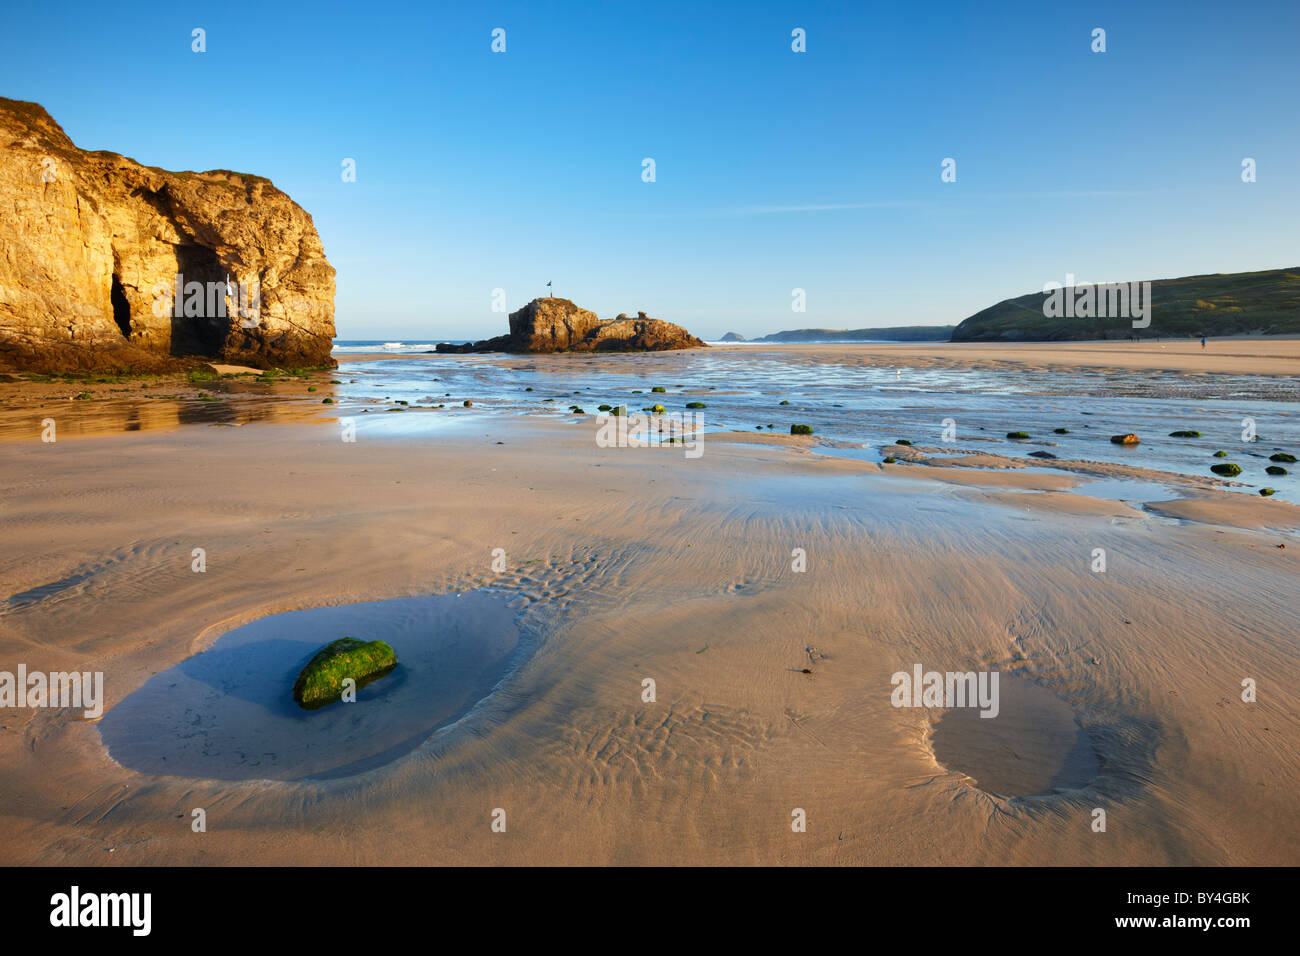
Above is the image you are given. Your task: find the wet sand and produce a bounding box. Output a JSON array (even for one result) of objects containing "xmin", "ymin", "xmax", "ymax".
[
  {"xmin": 764, "ymin": 338, "xmax": 1300, "ymax": 377},
  {"xmin": 338, "ymin": 336, "xmax": 1300, "ymax": 376},
  {"xmin": 1, "ymin": 408, "xmax": 1297, "ymax": 865}
]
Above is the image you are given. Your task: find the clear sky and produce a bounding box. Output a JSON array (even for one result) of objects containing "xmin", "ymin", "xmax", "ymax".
[{"xmin": 3, "ymin": 0, "xmax": 1297, "ymax": 339}]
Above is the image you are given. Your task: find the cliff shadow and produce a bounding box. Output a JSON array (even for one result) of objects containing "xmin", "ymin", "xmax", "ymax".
[
  {"xmin": 109, "ymin": 273, "xmax": 131, "ymax": 339},
  {"xmin": 168, "ymin": 243, "xmax": 231, "ymax": 359}
]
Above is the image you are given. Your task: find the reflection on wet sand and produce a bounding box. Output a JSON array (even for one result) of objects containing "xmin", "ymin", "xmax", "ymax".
[
  {"xmin": 0, "ymin": 374, "xmax": 339, "ymax": 441},
  {"xmin": 0, "ymin": 396, "xmax": 336, "ymax": 440}
]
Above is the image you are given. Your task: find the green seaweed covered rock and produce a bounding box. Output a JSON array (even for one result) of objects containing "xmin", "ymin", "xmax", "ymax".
[
  {"xmin": 293, "ymin": 637, "xmax": 397, "ymax": 709},
  {"xmin": 1270, "ymin": 452, "xmax": 1297, "ymax": 463},
  {"xmin": 1210, "ymin": 463, "xmax": 1242, "ymax": 477},
  {"xmin": 790, "ymin": 424, "xmax": 814, "ymax": 436}
]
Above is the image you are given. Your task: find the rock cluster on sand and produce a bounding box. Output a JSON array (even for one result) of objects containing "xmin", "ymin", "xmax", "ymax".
[
  {"xmin": 0, "ymin": 98, "xmax": 336, "ymax": 373},
  {"xmin": 438, "ymin": 299, "xmax": 706, "ymax": 353}
]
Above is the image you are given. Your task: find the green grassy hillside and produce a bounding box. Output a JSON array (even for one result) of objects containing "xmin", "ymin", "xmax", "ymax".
[{"xmin": 952, "ymin": 268, "xmax": 1300, "ymax": 341}]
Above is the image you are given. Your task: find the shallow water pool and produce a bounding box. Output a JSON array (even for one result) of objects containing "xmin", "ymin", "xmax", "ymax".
[{"xmin": 99, "ymin": 589, "xmax": 528, "ymax": 781}]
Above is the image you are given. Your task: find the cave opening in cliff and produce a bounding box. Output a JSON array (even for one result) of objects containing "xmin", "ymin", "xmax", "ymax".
[
  {"xmin": 170, "ymin": 243, "xmax": 230, "ymax": 358},
  {"xmin": 110, "ymin": 274, "xmax": 131, "ymax": 339}
]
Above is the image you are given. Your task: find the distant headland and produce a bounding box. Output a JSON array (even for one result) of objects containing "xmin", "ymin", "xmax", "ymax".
[
  {"xmin": 740, "ymin": 267, "xmax": 1299, "ymax": 345},
  {"xmin": 951, "ymin": 267, "xmax": 1300, "ymax": 342}
]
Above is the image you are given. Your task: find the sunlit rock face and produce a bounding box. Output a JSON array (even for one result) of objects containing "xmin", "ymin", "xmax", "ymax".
[
  {"xmin": 438, "ymin": 298, "xmax": 707, "ymax": 353},
  {"xmin": 0, "ymin": 98, "xmax": 336, "ymax": 373}
]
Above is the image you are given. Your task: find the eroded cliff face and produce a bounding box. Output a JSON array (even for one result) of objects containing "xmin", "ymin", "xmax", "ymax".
[
  {"xmin": 0, "ymin": 98, "xmax": 336, "ymax": 372},
  {"xmin": 438, "ymin": 298, "xmax": 706, "ymax": 353}
]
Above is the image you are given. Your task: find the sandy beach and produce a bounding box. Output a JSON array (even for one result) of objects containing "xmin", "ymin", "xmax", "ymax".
[
  {"xmin": 341, "ymin": 337, "xmax": 1300, "ymax": 376},
  {"xmin": 7, "ymin": 3, "xmax": 1299, "ymax": 932},
  {"xmin": 757, "ymin": 338, "xmax": 1300, "ymax": 377},
  {"xmin": 1, "ymin": 340, "xmax": 1297, "ymax": 866}
]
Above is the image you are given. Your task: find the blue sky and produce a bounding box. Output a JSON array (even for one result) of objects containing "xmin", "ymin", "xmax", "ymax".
[{"xmin": 3, "ymin": 0, "xmax": 1297, "ymax": 339}]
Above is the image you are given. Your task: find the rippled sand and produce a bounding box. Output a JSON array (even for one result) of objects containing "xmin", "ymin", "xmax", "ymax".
[{"xmin": 0, "ymin": 344, "xmax": 1297, "ymax": 865}]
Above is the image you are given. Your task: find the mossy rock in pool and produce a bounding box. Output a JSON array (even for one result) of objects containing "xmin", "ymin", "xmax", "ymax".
[
  {"xmin": 597, "ymin": 404, "xmax": 612, "ymax": 411},
  {"xmin": 1053, "ymin": 428, "xmax": 1069, "ymax": 434},
  {"xmin": 651, "ymin": 386, "xmax": 666, "ymax": 393},
  {"xmin": 1212, "ymin": 450, "xmax": 1229, "ymax": 458},
  {"xmin": 1260, "ymin": 488, "xmax": 1277, "ymax": 497},
  {"xmin": 463, "ymin": 400, "xmax": 473, "ymax": 407},
  {"xmin": 1210, "ymin": 463, "xmax": 1242, "ymax": 477},
  {"xmin": 1169, "ymin": 430, "xmax": 1201, "ymax": 438},
  {"xmin": 779, "ymin": 400, "xmax": 790, "ymax": 405},
  {"xmin": 790, "ymin": 424, "xmax": 813, "ymax": 436},
  {"xmin": 1266, "ymin": 465, "xmax": 1288, "ymax": 475},
  {"xmin": 895, "ymin": 439, "xmax": 913, "ymax": 446},
  {"xmin": 1007, "ymin": 431, "xmax": 1030, "ymax": 439},
  {"xmin": 1270, "ymin": 453, "xmax": 1297, "ymax": 463},
  {"xmin": 882, "ymin": 456, "xmax": 897, "ymax": 464},
  {"xmin": 650, "ymin": 404, "xmax": 666, "ymax": 414},
  {"xmin": 293, "ymin": 637, "xmax": 397, "ymax": 709},
  {"xmin": 685, "ymin": 401, "xmax": 706, "ymax": 408},
  {"xmin": 1110, "ymin": 433, "xmax": 1140, "ymax": 445}
]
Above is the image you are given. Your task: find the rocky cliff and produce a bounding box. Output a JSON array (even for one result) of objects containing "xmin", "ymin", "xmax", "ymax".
[
  {"xmin": 0, "ymin": 98, "xmax": 336, "ymax": 372},
  {"xmin": 438, "ymin": 298, "xmax": 706, "ymax": 353}
]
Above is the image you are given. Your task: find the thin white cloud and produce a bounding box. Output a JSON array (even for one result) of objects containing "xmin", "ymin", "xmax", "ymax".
[
  {"xmin": 719, "ymin": 186, "xmax": 1219, "ymax": 216},
  {"xmin": 724, "ymin": 199, "xmax": 932, "ymax": 215}
]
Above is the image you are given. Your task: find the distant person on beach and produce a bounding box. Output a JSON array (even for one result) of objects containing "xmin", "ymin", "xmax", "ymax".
[{"xmin": 1201, "ymin": 336, "xmax": 1207, "ymax": 349}]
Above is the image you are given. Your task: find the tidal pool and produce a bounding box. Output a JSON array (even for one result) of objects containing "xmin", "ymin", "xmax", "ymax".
[
  {"xmin": 99, "ymin": 589, "xmax": 528, "ymax": 781},
  {"xmin": 929, "ymin": 674, "xmax": 1101, "ymax": 798}
]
